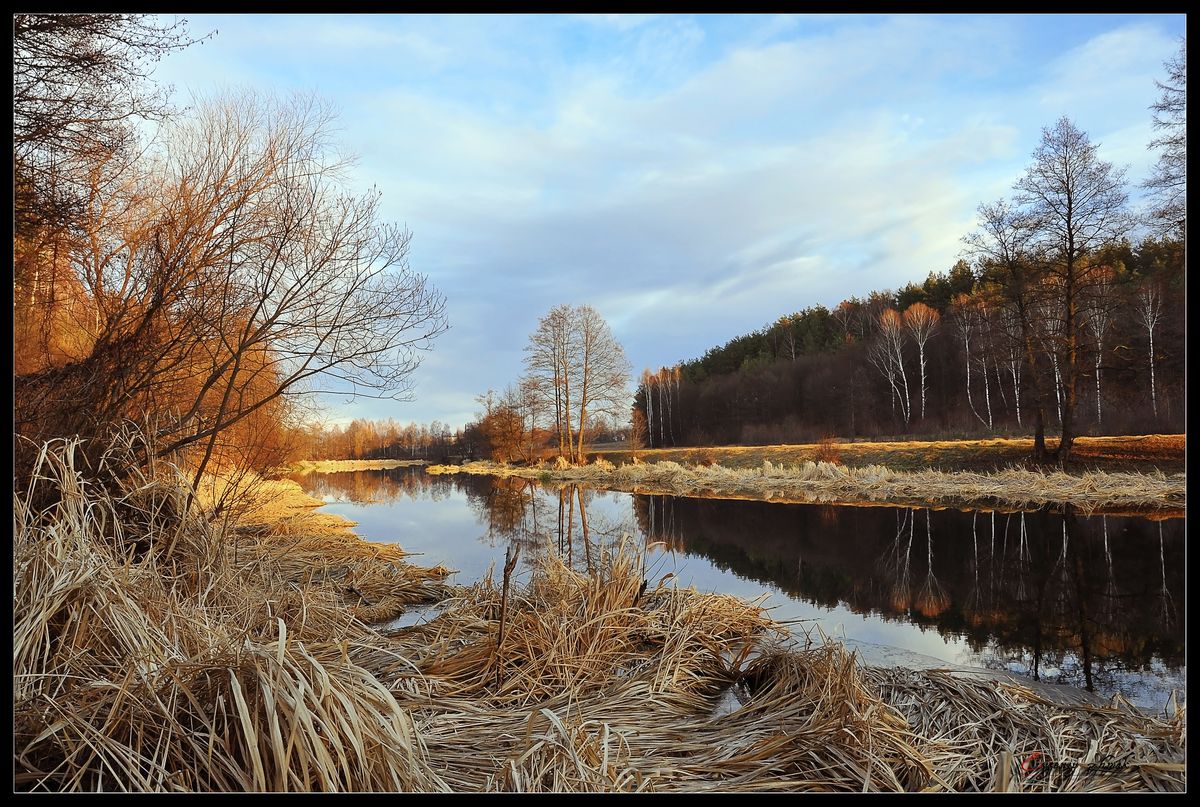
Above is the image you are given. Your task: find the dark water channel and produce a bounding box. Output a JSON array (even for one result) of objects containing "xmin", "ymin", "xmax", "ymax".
[{"xmin": 293, "ymin": 467, "xmax": 1185, "ymax": 711}]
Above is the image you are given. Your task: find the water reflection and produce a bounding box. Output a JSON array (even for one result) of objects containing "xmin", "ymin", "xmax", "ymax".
[
  {"xmin": 297, "ymin": 469, "xmax": 633, "ymax": 574},
  {"xmin": 294, "ymin": 467, "xmax": 1184, "ymax": 702}
]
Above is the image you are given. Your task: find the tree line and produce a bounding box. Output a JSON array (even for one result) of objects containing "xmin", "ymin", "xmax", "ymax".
[
  {"xmin": 634, "ymin": 45, "xmax": 1185, "ymax": 467},
  {"xmin": 291, "ymin": 419, "xmax": 462, "ymax": 462},
  {"xmin": 637, "ymin": 234, "xmax": 1182, "ymax": 456},
  {"xmin": 293, "ymin": 300, "xmax": 637, "ymax": 464}
]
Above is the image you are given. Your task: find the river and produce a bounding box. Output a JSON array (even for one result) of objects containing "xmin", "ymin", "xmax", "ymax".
[{"xmin": 292, "ymin": 466, "xmax": 1185, "ymax": 712}]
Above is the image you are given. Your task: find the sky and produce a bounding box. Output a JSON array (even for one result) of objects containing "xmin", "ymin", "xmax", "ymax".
[{"xmin": 147, "ymin": 13, "xmax": 1186, "ymax": 429}]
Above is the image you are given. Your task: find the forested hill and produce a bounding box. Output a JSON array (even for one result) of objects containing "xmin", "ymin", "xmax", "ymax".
[
  {"xmin": 637, "ymin": 235, "xmax": 1183, "ymax": 448},
  {"xmin": 683, "ymin": 260, "xmax": 976, "ymax": 382}
]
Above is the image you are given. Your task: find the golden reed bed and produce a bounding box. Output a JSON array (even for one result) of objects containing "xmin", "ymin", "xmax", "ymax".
[
  {"xmin": 427, "ymin": 458, "xmax": 1185, "ymax": 516},
  {"xmin": 14, "ymin": 439, "xmax": 1185, "ymax": 792}
]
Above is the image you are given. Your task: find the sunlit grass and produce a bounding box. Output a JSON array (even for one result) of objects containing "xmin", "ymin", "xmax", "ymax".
[
  {"xmin": 593, "ymin": 434, "xmax": 1185, "ymax": 474},
  {"xmin": 429, "ymin": 456, "xmax": 1185, "ymax": 516},
  {"xmin": 14, "ymin": 436, "xmax": 1186, "ymax": 792}
]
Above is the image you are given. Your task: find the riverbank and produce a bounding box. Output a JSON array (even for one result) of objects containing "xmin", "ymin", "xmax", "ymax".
[
  {"xmin": 426, "ymin": 459, "xmax": 1185, "ymax": 517},
  {"xmin": 290, "ymin": 458, "xmax": 428, "ymax": 473},
  {"xmin": 14, "ymin": 440, "xmax": 1185, "ymax": 792},
  {"xmin": 594, "ymin": 434, "xmax": 1186, "ymax": 474}
]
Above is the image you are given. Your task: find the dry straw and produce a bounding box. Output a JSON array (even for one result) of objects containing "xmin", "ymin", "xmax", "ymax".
[
  {"xmin": 428, "ymin": 459, "xmax": 1185, "ymax": 515},
  {"xmin": 14, "ymin": 438, "xmax": 1186, "ymax": 792}
]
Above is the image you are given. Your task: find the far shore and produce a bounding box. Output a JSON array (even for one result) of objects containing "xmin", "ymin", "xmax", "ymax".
[
  {"xmin": 289, "ymin": 458, "xmax": 428, "ymax": 473},
  {"xmin": 426, "ymin": 458, "xmax": 1185, "ymax": 517}
]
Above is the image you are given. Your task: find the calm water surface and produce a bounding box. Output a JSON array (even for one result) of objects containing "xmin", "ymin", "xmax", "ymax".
[{"xmin": 293, "ymin": 467, "xmax": 1185, "ymax": 711}]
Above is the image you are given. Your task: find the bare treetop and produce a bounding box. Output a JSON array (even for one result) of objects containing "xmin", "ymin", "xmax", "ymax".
[{"xmin": 1145, "ymin": 38, "xmax": 1186, "ymax": 235}]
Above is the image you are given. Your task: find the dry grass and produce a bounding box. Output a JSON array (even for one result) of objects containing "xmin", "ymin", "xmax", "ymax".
[
  {"xmin": 14, "ymin": 438, "xmax": 449, "ymax": 791},
  {"xmin": 363, "ymin": 545, "xmax": 1184, "ymax": 792},
  {"xmin": 427, "ymin": 459, "xmax": 1185, "ymax": 516},
  {"xmin": 864, "ymin": 668, "xmax": 1187, "ymax": 792},
  {"xmin": 593, "ymin": 434, "xmax": 1186, "ymax": 475},
  {"xmin": 14, "ymin": 437, "xmax": 1186, "ymax": 792}
]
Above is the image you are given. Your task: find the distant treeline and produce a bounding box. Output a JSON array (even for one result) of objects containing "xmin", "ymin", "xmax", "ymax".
[
  {"xmin": 637, "ymin": 105, "xmax": 1185, "ymax": 468},
  {"xmin": 291, "ymin": 412, "xmax": 628, "ymax": 464},
  {"xmin": 636, "ymin": 234, "xmax": 1183, "ymax": 448}
]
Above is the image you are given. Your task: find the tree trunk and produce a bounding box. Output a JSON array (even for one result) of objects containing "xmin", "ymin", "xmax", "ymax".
[
  {"xmin": 1050, "ymin": 354, "xmax": 1063, "ymax": 426},
  {"xmin": 1148, "ymin": 326, "xmax": 1158, "ymax": 418},
  {"xmin": 982, "ymin": 355, "xmax": 993, "ymax": 430},
  {"xmin": 648, "ymin": 383, "xmax": 655, "ymax": 447},
  {"xmin": 896, "ymin": 350, "xmax": 911, "ymax": 426},
  {"xmin": 576, "ymin": 401, "xmax": 588, "ymax": 464},
  {"xmin": 964, "ymin": 332, "xmax": 986, "ymax": 428},
  {"xmin": 917, "ymin": 342, "xmax": 927, "ymax": 420},
  {"xmin": 1033, "ymin": 406, "xmax": 1047, "ymax": 462},
  {"xmin": 994, "ymin": 357, "xmax": 1008, "ymax": 411},
  {"xmin": 1011, "ymin": 360, "xmax": 1022, "ymax": 428}
]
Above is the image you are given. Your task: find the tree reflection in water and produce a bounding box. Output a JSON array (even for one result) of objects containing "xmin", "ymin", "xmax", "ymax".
[
  {"xmin": 914, "ymin": 509, "xmax": 949, "ymax": 618},
  {"xmin": 293, "ymin": 467, "xmax": 1184, "ymax": 700},
  {"xmin": 1157, "ymin": 522, "xmax": 1176, "ymax": 630}
]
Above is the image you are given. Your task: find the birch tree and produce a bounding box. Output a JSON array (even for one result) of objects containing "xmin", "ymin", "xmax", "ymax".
[
  {"xmin": 868, "ymin": 309, "xmax": 911, "ymax": 427},
  {"xmin": 902, "ymin": 302, "xmax": 939, "ymax": 421},
  {"xmin": 1081, "ymin": 266, "xmax": 1116, "ymax": 428},
  {"xmin": 1137, "ymin": 284, "xmax": 1163, "ymax": 418},
  {"xmin": 951, "ymin": 294, "xmax": 987, "ymax": 430}
]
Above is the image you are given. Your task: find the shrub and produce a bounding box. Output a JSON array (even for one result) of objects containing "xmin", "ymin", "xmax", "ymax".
[{"xmin": 814, "ymin": 435, "xmax": 843, "ymax": 465}]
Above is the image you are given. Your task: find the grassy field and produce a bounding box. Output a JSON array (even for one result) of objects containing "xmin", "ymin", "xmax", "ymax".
[{"xmin": 593, "ymin": 434, "xmax": 1185, "ymax": 474}]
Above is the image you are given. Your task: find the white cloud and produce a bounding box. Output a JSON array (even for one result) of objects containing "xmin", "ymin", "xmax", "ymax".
[{"xmin": 140, "ymin": 14, "xmax": 1185, "ymax": 426}]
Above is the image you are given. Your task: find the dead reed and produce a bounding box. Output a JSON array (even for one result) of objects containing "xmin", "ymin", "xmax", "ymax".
[
  {"xmin": 14, "ymin": 437, "xmax": 1186, "ymax": 792},
  {"xmin": 14, "ymin": 438, "xmax": 448, "ymax": 791},
  {"xmin": 428, "ymin": 459, "xmax": 1184, "ymax": 514}
]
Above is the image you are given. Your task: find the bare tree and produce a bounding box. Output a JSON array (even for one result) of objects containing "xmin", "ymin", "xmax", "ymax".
[
  {"xmin": 951, "ymin": 294, "xmax": 988, "ymax": 430},
  {"xmin": 902, "ymin": 302, "xmax": 939, "ymax": 421},
  {"xmin": 573, "ymin": 306, "xmax": 632, "ymax": 461},
  {"xmin": 995, "ymin": 305, "xmax": 1024, "ymax": 428},
  {"xmin": 672, "ymin": 364, "xmax": 682, "ymax": 443},
  {"xmin": 831, "ymin": 300, "xmax": 856, "ymax": 345},
  {"xmin": 629, "ymin": 405, "xmax": 648, "ymax": 456},
  {"xmin": 869, "ymin": 309, "xmax": 911, "ymax": 427},
  {"xmin": 15, "ymin": 91, "xmax": 449, "ymax": 486},
  {"xmin": 1136, "ymin": 284, "xmax": 1164, "ymax": 419},
  {"xmin": 1144, "ymin": 39, "xmax": 1186, "ymax": 236},
  {"xmin": 1081, "ymin": 266, "xmax": 1117, "ymax": 428},
  {"xmin": 977, "ymin": 298, "xmax": 996, "ymax": 430},
  {"xmin": 525, "ymin": 304, "xmax": 576, "ymax": 457},
  {"xmin": 964, "ymin": 200, "xmax": 1051, "ymax": 454},
  {"xmin": 1013, "ymin": 116, "xmax": 1131, "ymax": 467},
  {"xmin": 13, "ymin": 14, "xmax": 207, "ymax": 236},
  {"xmin": 525, "ymin": 304, "xmax": 630, "ymax": 462},
  {"xmin": 639, "ymin": 368, "xmax": 655, "ymax": 448}
]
